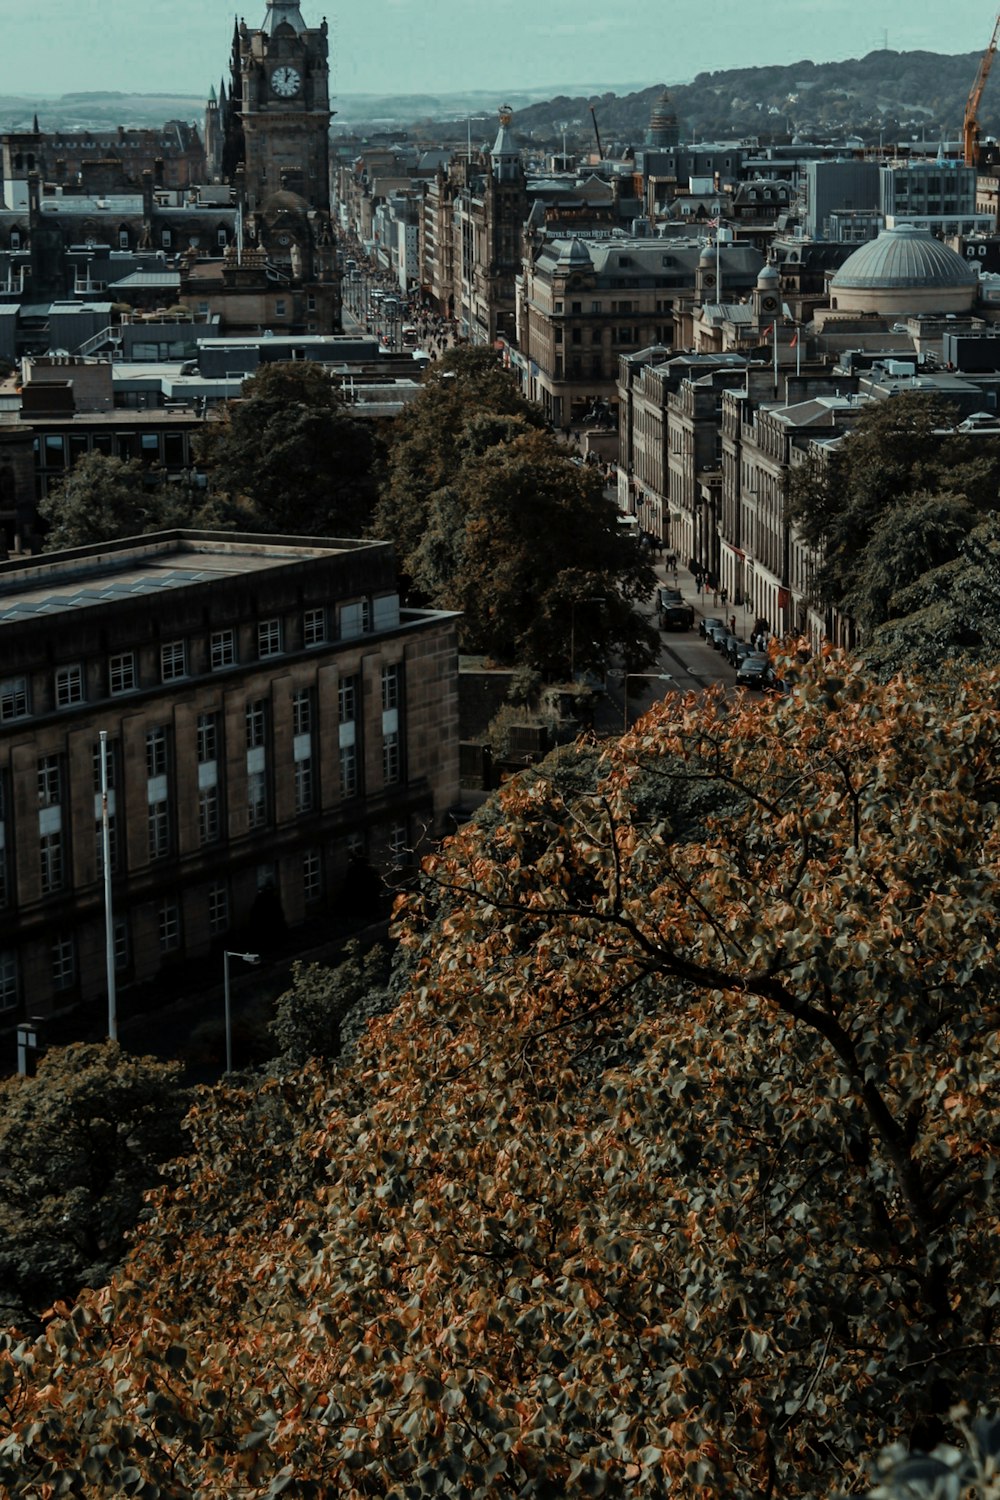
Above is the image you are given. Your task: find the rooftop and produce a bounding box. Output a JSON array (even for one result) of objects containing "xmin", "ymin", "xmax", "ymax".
[
  {"xmin": 831, "ymin": 225, "xmax": 978, "ymax": 290},
  {"xmin": 0, "ymin": 531, "xmax": 377, "ymax": 627}
]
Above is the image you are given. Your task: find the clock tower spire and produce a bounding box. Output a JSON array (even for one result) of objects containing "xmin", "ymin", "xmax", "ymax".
[
  {"xmin": 216, "ymin": 1, "xmax": 340, "ymax": 331},
  {"xmin": 235, "ymin": 1, "xmax": 331, "ymax": 214}
]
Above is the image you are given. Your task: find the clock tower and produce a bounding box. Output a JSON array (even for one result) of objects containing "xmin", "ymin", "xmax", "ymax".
[{"xmin": 237, "ymin": 1, "xmax": 331, "ymax": 216}]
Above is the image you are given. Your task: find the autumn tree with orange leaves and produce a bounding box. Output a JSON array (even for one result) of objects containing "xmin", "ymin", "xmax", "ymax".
[{"xmin": 0, "ymin": 653, "xmax": 998, "ymax": 1499}]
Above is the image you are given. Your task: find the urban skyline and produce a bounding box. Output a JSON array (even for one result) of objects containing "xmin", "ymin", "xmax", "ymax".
[{"xmin": 2, "ymin": 0, "xmax": 998, "ymax": 102}]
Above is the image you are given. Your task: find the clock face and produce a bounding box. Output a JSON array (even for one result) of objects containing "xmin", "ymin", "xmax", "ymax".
[
  {"xmin": 703, "ymin": 271, "xmax": 716, "ymax": 287},
  {"xmin": 761, "ymin": 294, "xmax": 778, "ymax": 312},
  {"xmin": 271, "ymin": 66, "xmax": 301, "ymax": 98}
]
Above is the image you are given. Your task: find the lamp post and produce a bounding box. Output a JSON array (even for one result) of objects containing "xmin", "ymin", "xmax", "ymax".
[
  {"xmin": 621, "ymin": 671, "xmax": 674, "ymax": 731},
  {"xmin": 98, "ymin": 729, "xmax": 117, "ymax": 1042},
  {"xmin": 223, "ymin": 950, "xmax": 260, "ymax": 1074},
  {"xmin": 569, "ymin": 595, "xmax": 606, "ymax": 681}
]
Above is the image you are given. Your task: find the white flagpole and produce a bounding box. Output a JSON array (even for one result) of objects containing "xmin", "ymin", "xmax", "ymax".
[{"xmin": 100, "ymin": 730, "xmax": 117, "ymax": 1042}]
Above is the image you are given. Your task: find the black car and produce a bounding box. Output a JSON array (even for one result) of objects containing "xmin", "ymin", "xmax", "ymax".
[
  {"xmin": 699, "ymin": 615, "xmax": 725, "ymax": 640},
  {"xmin": 660, "ymin": 601, "xmax": 694, "ymax": 631},
  {"xmin": 735, "ymin": 653, "xmax": 773, "ymax": 689},
  {"xmin": 658, "ymin": 585, "xmax": 683, "ymax": 609}
]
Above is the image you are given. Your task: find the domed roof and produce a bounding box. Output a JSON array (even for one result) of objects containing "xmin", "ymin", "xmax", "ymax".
[
  {"xmin": 557, "ymin": 237, "xmax": 593, "ymax": 268},
  {"xmin": 831, "ymin": 225, "xmax": 977, "ymax": 290},
  {"xmin": 757, "ymin": 262, "xmax": 780, "ymax": 286}
]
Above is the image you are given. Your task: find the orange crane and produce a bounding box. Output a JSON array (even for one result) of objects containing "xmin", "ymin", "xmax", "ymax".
[{"xmin": 964, "ymin": 9, "xmax": 1000, "ymax": 167}]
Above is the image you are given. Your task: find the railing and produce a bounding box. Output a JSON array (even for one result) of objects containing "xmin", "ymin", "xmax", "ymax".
[{"xmin": 75, "ymin": 326, "xmax": 120, "ymax": 357}]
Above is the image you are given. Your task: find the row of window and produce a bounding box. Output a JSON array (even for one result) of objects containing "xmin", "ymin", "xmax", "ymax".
[
  {"xmin": 1, "ymin": 608, "xmax": 335, "ymax": 721},
  {"xmin": 36, "ymin": 429, "xmax": 191, "ymax": 471},
  {"xmin": 0, "ymin": 826, "xmax": 413, "ymax": 1011},
  {"xmin": 0, "ymin": 669, "xmax": 402, "ymax": 905}
]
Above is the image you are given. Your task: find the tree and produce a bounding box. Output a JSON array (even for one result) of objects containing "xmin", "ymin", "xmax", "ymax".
[
  {"xmin": 269, "ymin": 942, "xmax": 393, "ymax": 1068},
  {"xmin": 376, "ymin": 347, "xmax": 547, "ymax": 567},
  {"xmin": 0, "ymin": 1041, "xmax": 190, "ymax": 1329},
  {"xmin": 196, "ymin": 361, "xmax": 382, "ymax": 537},
  {"xmin": 865, "ymin": 513, "xmax": 1000, "ymax": 675},
  {"xmin": 859, "ymin": 1410, "xmax": 1000, "ymax": 1499},
  {"xmin": 37, "ymin": 452, "xmax": 153, "ymax": 550},
  {"xmin": 844, "ymin": 490, "xmax": 979, "ymax": 635},
  {"xmin": 2, "ymin": 659, "xmax": 999, "ymax": 1497},
  {"xmin": 378, "ymin": 348, "xmax": 658, "ymax": 677},
  {"xmin": 789, "ymin": 394, "xmax": 1000, "ymax": 616}
]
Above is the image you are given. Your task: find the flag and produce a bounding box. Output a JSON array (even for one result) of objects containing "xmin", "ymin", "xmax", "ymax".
[
  {"xmin": 761, "ymin": 323, "xmax": 774, "ymax": 339},
  {"xmin": 706, "ymin": 215, "xmax": 720, "ymax": 228},
  {"xmin": 790, "ymin": 332, "xmax": 799, "ymax": 348}
]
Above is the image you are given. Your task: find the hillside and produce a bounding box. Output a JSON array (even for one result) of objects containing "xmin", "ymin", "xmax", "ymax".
[
  {"xmin": 4, "ymin": 47, "xmax": 997, "ymax": 146},
  {"xmin": 488, "ymin": 48, "xmax": 1000, "ymax": 150}
]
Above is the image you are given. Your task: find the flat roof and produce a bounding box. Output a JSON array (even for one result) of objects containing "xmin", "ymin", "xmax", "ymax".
[
  {"xmin": 23, "ymin": 409, "xmax": 202, "ymax": 426},
  {"xmin": 0, "ymin": 531, "xmax": 378, "ymax": 626}
]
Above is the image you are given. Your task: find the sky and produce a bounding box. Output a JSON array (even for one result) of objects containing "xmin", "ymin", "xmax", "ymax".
[{"xmin": 1, "ymin": 0, "xmax": 998, "ymax": 100}]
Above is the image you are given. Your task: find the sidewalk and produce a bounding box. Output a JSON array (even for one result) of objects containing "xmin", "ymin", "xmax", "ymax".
[{"xmin": 645, "ymin": 547, "xmax": 756, "ymax": 642}]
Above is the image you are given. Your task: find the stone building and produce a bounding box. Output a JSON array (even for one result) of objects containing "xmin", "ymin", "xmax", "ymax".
[
  {"xmin": 0, "ymin": 531, "xmax": 459, "ymax": 1027},
  {"xmin": 617, "ymin": 348, "xmax": 750, "ymax": 542},
  {"xmin": 417, "ymin": 108, "xmax": 528, "ymax": 343},
  {"xmin": 517, "ymin": 232, "xmax": 762, "ymax": 429},
  {"xmin": 0, "ymin": 121, "xmax": 205, "ymax": 208}
]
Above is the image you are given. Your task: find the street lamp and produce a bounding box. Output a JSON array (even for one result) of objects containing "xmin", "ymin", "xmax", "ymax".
[
  {"xmin": 223, "ymin": 950, "xmax": 260, "ymax": 1074},
  {"xmin": 569, "ymin": 595, "xmax": 606, "ymax": 680},
  {"xmin": 621, "ymin": 671, "xmax": 674, "ymax": 731}
]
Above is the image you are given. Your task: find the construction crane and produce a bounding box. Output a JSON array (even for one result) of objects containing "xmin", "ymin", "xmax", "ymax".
[
  {"xmin": 589, "ymin": 104, "xmax": 604, "ymax": 161},
  {"xmin": 964, "ymin": 9, "xmax": 1000, "ymax": 168}
]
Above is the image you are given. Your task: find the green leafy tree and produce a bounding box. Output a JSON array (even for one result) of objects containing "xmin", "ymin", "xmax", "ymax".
[
  {"xmin": 866, "ymin": 512, "xmax": 1000, "ymax": 675},
  {"xmin": 378, "ymin": 350, "xmax": 657, "ymax": 676},
  {"xmin": 196, "ymin": 361, "xmax": 381, "ymax": 537},
  {"xmin": 789, "ymin": 394, "xmax": 1000, "ymax": 615},
  {"xmin": 37, "ymin": 452, "xmax": 153, "ymax": 550},
  {"xmin": 845, "ymin": 490, "xmax": 979, "ymax": 634},
  {"xmin": 0, "ymin": 1041, "xmax": 190, "ymax": 1328},
  {"xmin": 269, "ymin": 942, "xmax": 393, "ymax": 1067}
]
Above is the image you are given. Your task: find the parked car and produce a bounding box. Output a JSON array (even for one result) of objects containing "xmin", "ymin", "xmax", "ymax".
[
  {"xmin": 699, "ymin": 615, "xmax": 725, "ymax": 639},
  {"xmin": 721, "ymin": 632, "xmax": 741, "ymax": 661},
  {"xmin": 658, "ymin": 585, "xmax": 683, "ymax": 610},
  {"xmin": 706, "ymin": 621, "xmax": 729, "ymax": 650},
  {"xmin": 730, "ymin": 639, "xmax": 754, "ymax": 669},
  {"xmin": 736, "ymin": 653, "xmax": 774, "ymax": 689},
  {"xmin": 660, "ymin": 601, "xmax": 694, "ymax": 631}
]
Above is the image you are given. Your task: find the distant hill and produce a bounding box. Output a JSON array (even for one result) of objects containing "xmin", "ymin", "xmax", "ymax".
[
  {"xmin": 502, "ymin": 49, "xmax": 996, "ymax": 150},
  {"xmin": 1, "ymin": 48, "xmax": 996, "ymax": 147}
]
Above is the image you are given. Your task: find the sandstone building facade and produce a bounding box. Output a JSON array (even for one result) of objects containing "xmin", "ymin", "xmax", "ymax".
[{"xmin": 0, "ymin": 532, "xmax": 459, "ymax": 1026}]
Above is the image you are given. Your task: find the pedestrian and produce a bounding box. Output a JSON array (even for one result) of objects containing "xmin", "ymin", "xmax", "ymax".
[{"xmin": 729, "ymin": 615, "xmax": 737, "ymax": 636}]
